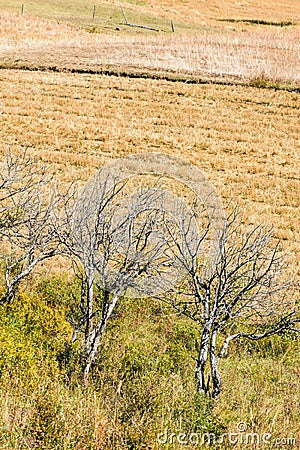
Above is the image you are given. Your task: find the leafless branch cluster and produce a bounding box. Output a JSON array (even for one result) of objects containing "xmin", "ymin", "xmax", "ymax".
[
  {"xmin": 0, "ymin": 148, "xmax": 298, "ymax": 394},
  {"xmin": 160, "ymin": 207, "xmax": 299, "ymax": 397},
  {"xmin": 0, "ymin": 148, "xmax": 59, "ymax": 303},
  {"xmin": 58, "ymin": 172, "xmax": 178, "ymax": 381}
]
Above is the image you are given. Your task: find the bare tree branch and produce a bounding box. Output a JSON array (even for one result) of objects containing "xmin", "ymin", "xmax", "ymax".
[
  {"xmin": 160, "ymin": 205, "xmax": 299, "ymax": 398},
  {"xmin": 0, "ymin": 147, "xmax": 59, "ymax": 304},
  {"xmin": 57, "ymin": 173, "xmax": 177, "ymax": 383}
]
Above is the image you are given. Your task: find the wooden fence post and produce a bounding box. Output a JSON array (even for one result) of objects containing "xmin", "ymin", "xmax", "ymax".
[
  {"xmin": 120, "ymin": 6, "xmax": 128, "ymax": 24},
  {"xmin": 171, "ymin": 20, "xmax": 175, "ymax": 32},
  {"xmin": 92, "ymin": 5, "xmax": 96, "ymax": 21},
  {"xmin": 21, "ymin": 3, "xmax": 25, "ymax": 15}
]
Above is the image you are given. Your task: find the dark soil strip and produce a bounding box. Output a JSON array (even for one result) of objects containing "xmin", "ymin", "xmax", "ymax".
[{"xmin": 0, "ymin": 60, "xmax": 299, "ymax": 93}]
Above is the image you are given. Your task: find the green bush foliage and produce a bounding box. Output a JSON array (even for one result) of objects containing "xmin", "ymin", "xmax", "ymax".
[{"xmin": 0, "ymin": 274, "xmax": 298, "ymax": 449}]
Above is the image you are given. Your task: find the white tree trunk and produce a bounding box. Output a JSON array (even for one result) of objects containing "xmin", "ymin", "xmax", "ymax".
[
  {"xmin": 195, "ymin": 322, "xmax": 211, "ymax": 394},
  {"xmin": 210, "ymin": 328, "xmax": 221, "ymax": 398},
  {"xmin": 83, "ymin": 293, "xmax": 119, "ymax": 384}
]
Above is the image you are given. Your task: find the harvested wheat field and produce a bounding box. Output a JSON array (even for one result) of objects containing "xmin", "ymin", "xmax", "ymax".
[{"xmin": 0, "ymin": 68, "xmax": 299, "ymax": 277}]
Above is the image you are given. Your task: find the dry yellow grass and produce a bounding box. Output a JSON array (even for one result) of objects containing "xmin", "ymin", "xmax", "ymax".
[
  {"xmin": 2, "ymin": 0, "xmax": 300, "ymax": 31},
  {"xmin": 0, "ymin": 11, "xmax": 87, "ymax": 46},
  {"xmin": 0, "ymin": 68, "xmax": 299, "ymax": 279},
  {"xmin": 0, "ymin": 3, "xmax": 299, "ymax": 447},
  {"xmin": 118, "ymin": 0, "xmax": 300, "ymax": 27},
  {"xmin": 0, "ymin": 11, "xmax": 299, "ymax": 86}
]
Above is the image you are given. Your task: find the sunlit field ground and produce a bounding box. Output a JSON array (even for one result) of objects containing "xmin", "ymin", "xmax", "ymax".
[{"xmin": 0, "ymin": 69, "xmax": 299, "ymax": 278}]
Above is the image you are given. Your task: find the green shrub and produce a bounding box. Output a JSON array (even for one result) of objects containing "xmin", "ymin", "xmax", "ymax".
[{"xmin": 0, "ymin": 277, "xmax": 227, "ymax": 449}]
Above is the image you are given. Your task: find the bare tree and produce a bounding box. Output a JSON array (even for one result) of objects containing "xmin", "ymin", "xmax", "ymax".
[
  {"xmin": 161, "ymin": 207, "xmax": 300, "ymax": 398},
  {"xmin": 58, "ymin": 171, "xmax": 174, "ymax": 382},
  {"xmin": 0, "ymin": 148, "xmax": 59, "ymax": 303}
]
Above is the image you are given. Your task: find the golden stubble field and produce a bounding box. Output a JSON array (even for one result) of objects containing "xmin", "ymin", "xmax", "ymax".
[{"xmin": 0, "ymin": 68, "xmax": 299, "ymax": 279}]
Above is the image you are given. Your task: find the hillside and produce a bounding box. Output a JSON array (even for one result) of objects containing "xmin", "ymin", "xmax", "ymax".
[
  {"xmin": 0, "ymin": 1, "xmax": 299, "ymax": 87},
  {"xmin": 0, "ymin": 1, "xmax": 299, "ymax": 449},
  {"xmin": 1, "ymin": 0, "xmax": 300, "ymax": 31}
]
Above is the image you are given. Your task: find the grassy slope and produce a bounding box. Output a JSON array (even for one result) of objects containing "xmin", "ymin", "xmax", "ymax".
[
  {"xmin": 0, "ymin": 276, "xmax": 299, "ymax": 449},
  {"xmin": 0, "ymin": 0, "xmax": 299, "ymax": 31},
  {"xmin": 0, "ymin": 1, "xmax": 299, "ymax": 449},
  {"xmin": 0, "ymin": 0, "xmax": 198, "ymax": 34},
  {"xmin": 0, "ymin": 71, "xmax": 299, "ymax": 447},
  {"xmin": 0, "ymin": 1, "xmax": 299, "ymax": 87}
]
